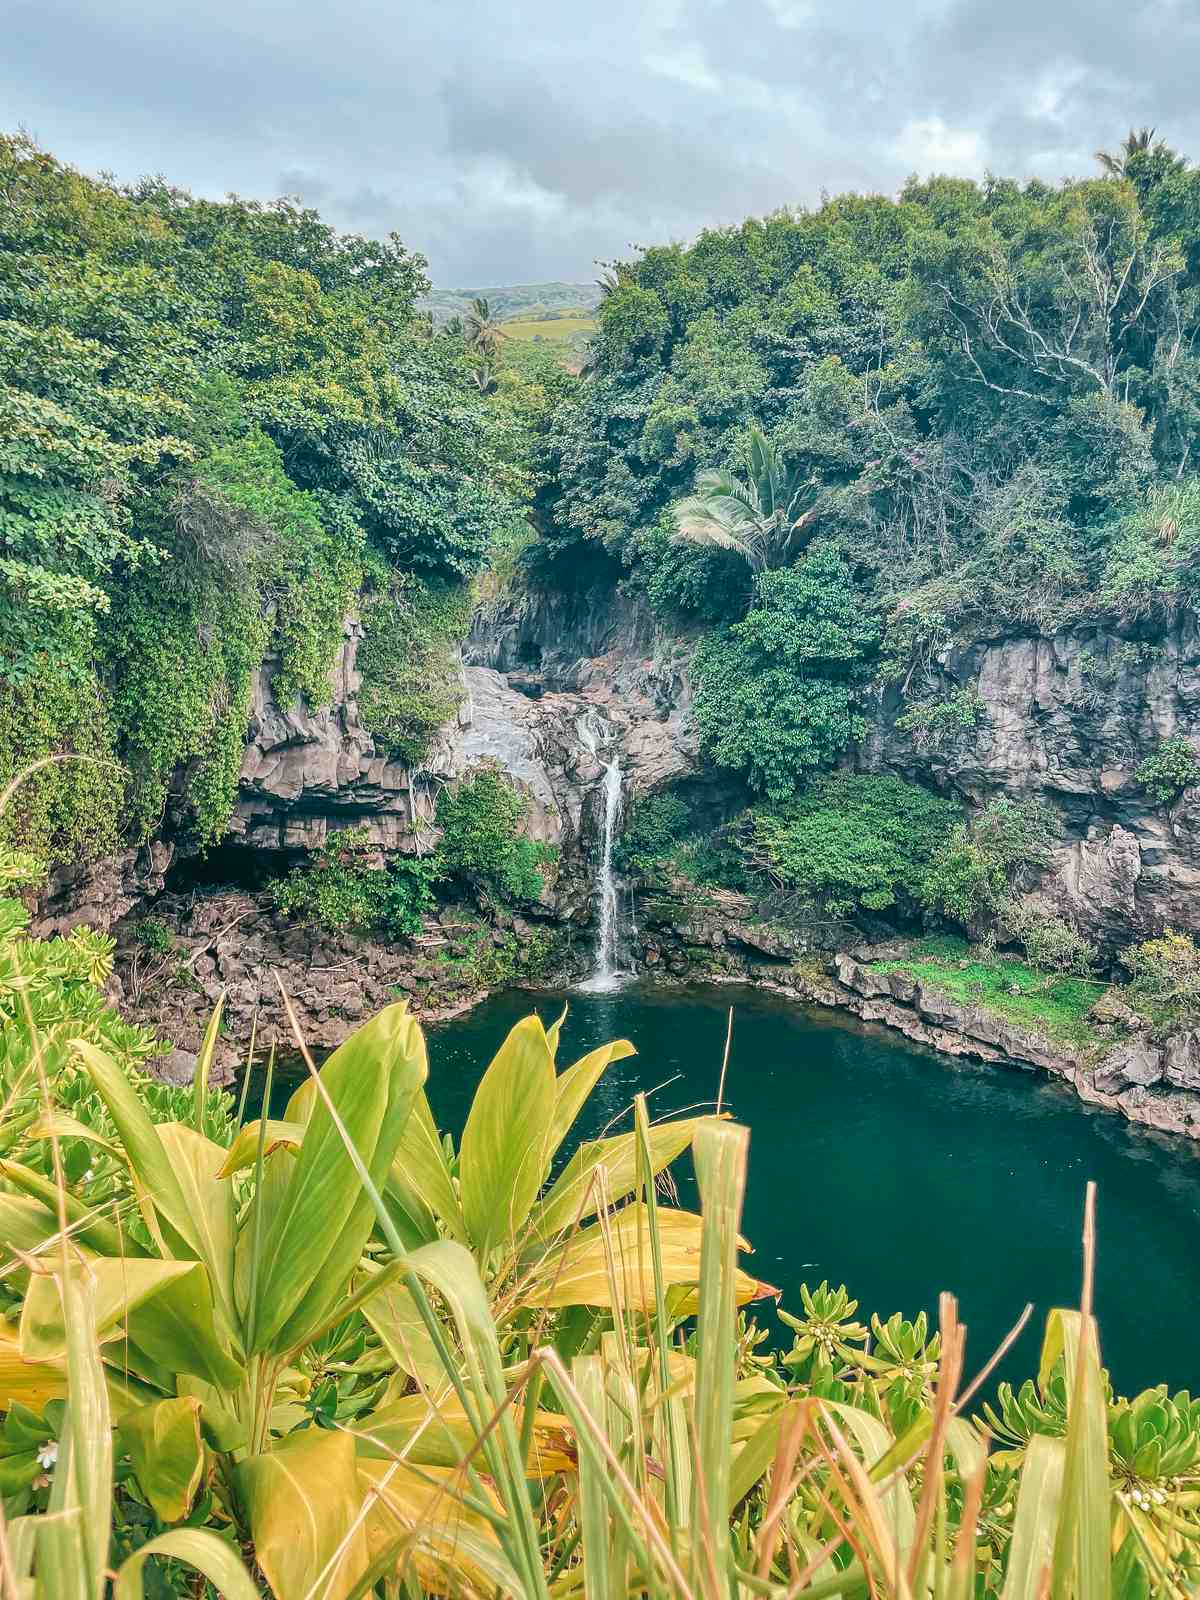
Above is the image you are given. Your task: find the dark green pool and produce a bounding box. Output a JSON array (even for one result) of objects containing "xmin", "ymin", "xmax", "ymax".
[{"xmin": 256, "ymin": 982, "xmax": 1200, "ymax": 1397}]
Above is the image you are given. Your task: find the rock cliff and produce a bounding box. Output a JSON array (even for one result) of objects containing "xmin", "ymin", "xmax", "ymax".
[{"xmin": 859, "ymin": 614, "xmax": 1200, "ymax": 948}]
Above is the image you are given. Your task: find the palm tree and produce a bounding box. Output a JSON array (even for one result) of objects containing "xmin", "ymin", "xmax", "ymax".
[
  {"xmin": 464, "ymin": 296, "xmax": 506, "ymax": 356},
  {"xmin": 1095, "ymin": 127, "xmax": 1187, "ymax": 189},
  {"xmin": 669, "ymin": 428, "xmax": 820, "ymax": 574}
]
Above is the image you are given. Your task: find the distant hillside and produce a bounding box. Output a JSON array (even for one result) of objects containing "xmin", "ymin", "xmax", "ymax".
[{"xmin": 420, "ymin": 281, "xmax": 603, "ymax": 325}]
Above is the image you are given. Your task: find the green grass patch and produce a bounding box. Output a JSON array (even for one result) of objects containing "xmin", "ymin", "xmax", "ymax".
[
  {"xmin": 501, "ymin": 314, "xmax": 597, "ymax": 341},
  {"xmin": 871, "ymin": 936, "xmax": 1108, "ymax": 1049}
]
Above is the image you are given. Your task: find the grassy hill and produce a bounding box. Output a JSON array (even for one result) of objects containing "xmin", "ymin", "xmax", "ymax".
[{"xmin": 419, "ymin": 281, "xmax": 603, "ymax": 325}]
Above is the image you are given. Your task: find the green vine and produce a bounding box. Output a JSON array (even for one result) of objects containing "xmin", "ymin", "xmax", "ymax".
[{"xmin": 357, "ymin": 576, "xmax": 472, "ymax": 765}]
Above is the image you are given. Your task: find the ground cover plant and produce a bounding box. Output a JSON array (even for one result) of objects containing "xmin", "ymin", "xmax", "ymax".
[{"xmin": 870, "ymin": 935, "xmax": 1109, "ymax": 1050}]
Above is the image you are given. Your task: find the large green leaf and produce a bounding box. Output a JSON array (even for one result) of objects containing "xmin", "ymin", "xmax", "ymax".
[
  {"xmin": 531, "ymin": 1117, "xmax": 702, "ymax": 1238},
  {"xmin": 120, "ymin": 1396, "xmax": 205, "ymax": 1522},
  {"xmin": 36, "ymin": 1270, "xmax": 111, "ymax": 1600},
  {"xmin": 114, "ymin": 1528, "xmax": 262, "ymax": 1599},
  {"xmin": 71, "ymin": 1042, "xmax": 213, "ymax": 1267},
  {"xmin": 459, "ymin": 1014, "xmax": 556, "ymax": 1254},
  {"xmin": 0, "ymin": 1157, "xmax": 140, "ymax": 1258},
  {"xmin": 249, "ymin": 1002, "xmax": 427, "ymax": 1354},
  {"xmin": 690, "ymin": 1119, "xmax": 748, "ymax": 1591},
  {"xmin": 1002, "ymin": 1434, "xmax": 1066, "ymax": 1599},
  {"xmin": 156, "ymin": 1122, "xmax": 238, "ymax": 1341},
  {"xmin": 547, "ymin": 1038, "xmax": 636, "ymax": 1161},
  {"xmin": 1050, "ymin": 1305, "xmax": 1111, "ymax": 1600},
  {"xmin": 22, "ymin": 1258, "xmax": 243, "ymax": 1391},
  {"xmin": 388, "ymin": 1088, "xmax": 465, "ymax": 1242},
  {"xmin": 359, "ymin": 1268, "xmax": 445, "ymax": 1392},
  {"xmin": 237, "ymin": 1425, "xmax": 368, "ymax": 1600}
]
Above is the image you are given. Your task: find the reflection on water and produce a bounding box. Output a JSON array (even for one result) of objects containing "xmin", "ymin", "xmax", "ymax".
[{"xmin": 243, "ymin": 981, "xmax": 1200, "ymax": 1397}]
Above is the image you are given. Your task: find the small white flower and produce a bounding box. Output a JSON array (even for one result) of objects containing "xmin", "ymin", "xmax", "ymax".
[
  {"xmin": 36, "ymin": 1441, "xmax": 57, "ymax": 1471},
  {"xmin": 83, "ymin": 1167, "xmax": 95, "ymax": 1183}
]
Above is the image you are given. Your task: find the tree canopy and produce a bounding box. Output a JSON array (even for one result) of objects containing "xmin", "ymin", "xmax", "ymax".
[{"xmin": 0, "ymin": 134, "xmax": 527, "ymax": 863}]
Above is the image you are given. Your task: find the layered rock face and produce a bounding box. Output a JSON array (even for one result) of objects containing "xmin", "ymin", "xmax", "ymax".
[{"xmin": 859, "ymin": 614, "xmax": 1200, "ymax": 947}]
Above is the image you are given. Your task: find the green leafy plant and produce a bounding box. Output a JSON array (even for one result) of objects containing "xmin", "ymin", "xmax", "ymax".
[
  {"xmin": 435, "ymin": 768, "xmax": 554, "ymax": 907},
  {"xmin": 1135, "ymin": 737, "xmax": 1200, "ymax": 806},
  {"xmin": 896, "ymin": 687, "xmax": 987, "ymax": 751},
  {"xmin": 1127, "ymin": 929, "xmax": 1200, "ymax": 1019},
  {"xmin": 692, "ymin": 545, "xmax": 879, "ymax": 799},
  {"xmin": 746, "ymin": 774, "xmax": 960, "ymax": 916},
  {"xmin": 270, "ymin": 826, "xmax": 439, "ymax": 938},
  {"xmin": 922, "ymin": 797, "xmax": 1057, "ymax": 929},
  {"xmin": 356, "ymin": 575, "xmax": 472, "ymax": 766},
  {"xmin": 1002, "ymin": 899, "xmax": 1098, "ymax": 976}
]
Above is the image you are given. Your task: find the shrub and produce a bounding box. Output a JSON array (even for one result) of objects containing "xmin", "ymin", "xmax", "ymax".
[
  {"xmin": 922, "ymin": 797, "xmax": 1057, "ymax": 928},
  {"xmin": 895, "ymin": 687, "xmax": 986, "ymax": 751},
  {"xmin": 746, "ymin": 774, "xmax": 960, "ymax": 916},
  {"xmin": 436, "ymin": 769, "xmax": 553, "ymax": 906},
  {"xmin": 131, "ymin": 916, "xmax": 174, "ymax": 954},
  {"xmin": 1001, "ymin": 899, "xmax": 1097, "ymax": 976},
  {"xmin": 271, "ymin": 826, "xmax": 439, "ymax": 937},
  {"xmin": 615, "ymin": 791, "xmax": 692, "ymax": 873},
  {"xmin": 1135, "ymin": 737, "xmax": 1200, "ymax": 806},
  {"xmin": 1127, "ymin": 929, "xmax": 1200, "ymax": 1014},
  {"xmin": 692, "ymin": 545, "xmax": 879, "ymax": 799}
]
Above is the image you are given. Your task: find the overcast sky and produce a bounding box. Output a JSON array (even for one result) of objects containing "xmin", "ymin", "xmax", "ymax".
[{"xmin": 6, "ymin": 0, "xmax": 1199, "ymax": 287}]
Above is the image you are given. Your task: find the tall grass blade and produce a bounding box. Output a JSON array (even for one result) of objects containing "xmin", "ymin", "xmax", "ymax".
[{"xmin": 690, "ymin": 1118, "xmax": 749, "ymax": 1598}]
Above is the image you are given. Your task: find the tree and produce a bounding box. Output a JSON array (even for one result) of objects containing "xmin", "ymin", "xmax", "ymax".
[
  {"xmin": 670, "ymin": 427, "xmax": 820, "ymax": 574},
  {"xmin": 464, "ymin": 296, "xmax": 507, "ymax": 356}
]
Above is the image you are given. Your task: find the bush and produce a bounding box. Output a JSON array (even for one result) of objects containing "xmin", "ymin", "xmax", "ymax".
[
  {"xmin": 922, "ymin": 797, "xmax": 1057, "ymax": 928},
  {"xmin": 615, "ymin": 791, "xmax": 692, "ymax": 873},
  {"xmin": 436, "ymin": 769, "xmax": 553, "ymax": 906},
  {"xmin": 1127, "ymin": 929, "xmax": 1200, "ymax": 1015},
  {"xmin": 746, "ymin": 774, "xmax": 960, "ymax": 917},
  {"xmin": 271, "ymin": 826, "xmax": 439, "ymax": 937},
  {"xmin": 895, "ymin": 687, "xmax": 986, "ymax": 751},
  {"xmin": 692, "ymin": 546, "xmax": 879, "ymax": 799},
  {"xmin": 1135, "ymin": 737, "xmax": 1200, "ymax": 806},
  {"xmin": 1001, "ymin": 899, "xmax": 1097, "ymax": 976}
]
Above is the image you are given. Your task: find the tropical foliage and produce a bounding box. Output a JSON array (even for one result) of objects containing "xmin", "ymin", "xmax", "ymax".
[
  {"xmin": 0, "ymin": 943, "xmax": 1196, "ymax": 1594},
  {"xmin": 0, "ymin": 133, "xmax": 525, "ymax": 868}
]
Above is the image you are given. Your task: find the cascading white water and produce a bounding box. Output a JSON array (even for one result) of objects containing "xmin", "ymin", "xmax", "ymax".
[{"xmin": 577, "ymin": 711, "xmax": 627, "ymax": 992}]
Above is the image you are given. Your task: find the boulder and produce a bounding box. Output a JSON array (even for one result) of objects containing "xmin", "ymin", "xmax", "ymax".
[
  {"xmin": 1162, "ymin": 1031, "xmax": 1200, "ymax": 1090},
  {"xmin": 1094, "ymin": 1041, "xmax": 1163, "ymax": 1091}
]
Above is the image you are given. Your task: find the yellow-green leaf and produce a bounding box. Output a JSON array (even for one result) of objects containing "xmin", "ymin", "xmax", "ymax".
[
  {"xmin": 459, "ymin": 1014, "xmax": 556, "ymax": 1254},
  {"xmin": 120, "ymin": 1397, "xmax": 205, "ymax": 1523},
  {"xmin": 217, "ymin": 1119, "xmax": 306, "ymax": 1178},
  {"xmin": 532, "ymin": 1116, "xmax": 701, "ymax": 1238},
  {"xmin": 521, "ymin": 1205, "xmax": 771, "ymax": 1312},
  {"xmin": 547, "ymin": 1038, "xmax": 636, "ymax": 1160},
  {"xmin": 237, "ymin": 1426, "xmax": 368, "ymax": 1600},
  {"xmin": 1002, "ymin": 1434, "xmax": 1066, "ymax": 1599},
  {"xmin": 250, "ymin": 1003, "xmax": 427, "ymax": 1355}
]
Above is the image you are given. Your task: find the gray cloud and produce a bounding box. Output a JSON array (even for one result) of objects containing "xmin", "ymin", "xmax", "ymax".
[{"xmin": 5, "ymin": 0, "xmax": 1198, "ymax": 285}]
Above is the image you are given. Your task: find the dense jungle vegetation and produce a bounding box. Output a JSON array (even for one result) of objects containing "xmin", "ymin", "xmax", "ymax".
[
  {"xmin": 8, "ymin": 130, "xmax": 1200, "ymax": 936},
  {"xmin": 541, "ymin": 129, "xmax": 1200, "ymax": 805},
  {"xmin": 0, "ymin": 132, "xmax": 538, "ymax": 869}
]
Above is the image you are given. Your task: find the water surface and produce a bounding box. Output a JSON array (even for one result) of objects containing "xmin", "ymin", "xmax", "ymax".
[
  {"xmin": 251, "ymin": 982, "xmax": 1200, "ymax": 1397},
  {"xmin": 427, "ymin": 983, "xmax": 1200, "ymax": 1398}
]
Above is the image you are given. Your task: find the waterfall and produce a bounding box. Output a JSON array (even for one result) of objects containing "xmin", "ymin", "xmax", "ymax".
[{"xmin": 577, "ymin": 711, "xmax": 628, "ymax": 992}]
